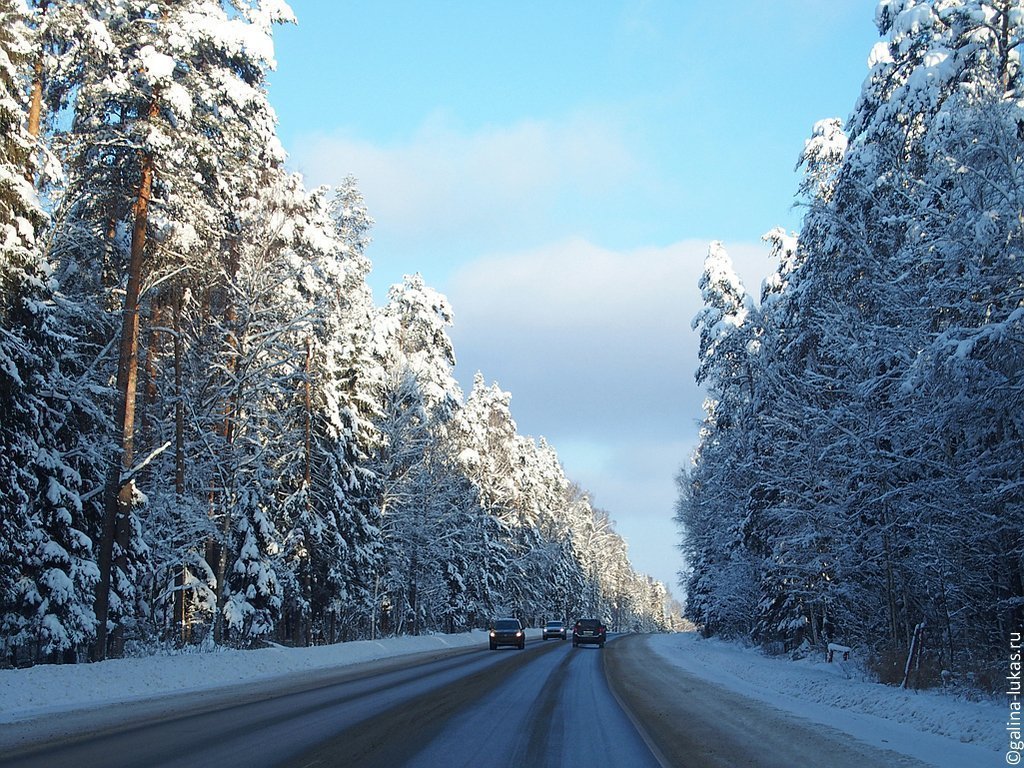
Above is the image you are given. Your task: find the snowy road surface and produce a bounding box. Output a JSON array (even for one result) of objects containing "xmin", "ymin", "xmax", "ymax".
[
  {"xmin": 0, "ymin": 631, "xmax": 1006, "ymax": 767},
  {"xmin": 1, "ymin": 636, "xmax": 659, "ymax": 768}
]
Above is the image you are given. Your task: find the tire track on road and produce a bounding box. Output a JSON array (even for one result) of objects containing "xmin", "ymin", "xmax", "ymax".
[
  {"xmin": 522, "ymin": 642, "xmax": 575, "ymax": 764},
  {"xmin": 286, "ymin": 640, "xmax": 562, "ymax": 768}
]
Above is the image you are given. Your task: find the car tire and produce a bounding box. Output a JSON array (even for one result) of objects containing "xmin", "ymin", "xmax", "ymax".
[{"xmin": 489, "ymin": 642, "xmax": 496, "ymax": 650}]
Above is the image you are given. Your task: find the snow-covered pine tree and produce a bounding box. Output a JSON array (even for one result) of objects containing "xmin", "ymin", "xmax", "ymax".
[
  {"xmin": 264, "ymin": 176, "xmax": 385, "ymax": 645},
  {"xmin": 44, "ymin": 0, "xmax": 295, "ymax": 658},
  {"xmin": 677, "ymin": 242, "xmax": 761, "ymax": 637},
  {"xmin": 795, "ymin": 0, "xmax": 1024, "ymax": 667},
  {"xmin": 0, "ymin": 0, "xmax": 98, "ymax": 663},
  {"xmin": 311, "ymin": 178, "xmax": 386, "ymax": 641},
  {"xmin": 367, "ymin": 274, "xmax": 467, "ymax": 635},
  {"xmin": 679, "ymin": 1, "xmax": 1024, "ymax": 678}
]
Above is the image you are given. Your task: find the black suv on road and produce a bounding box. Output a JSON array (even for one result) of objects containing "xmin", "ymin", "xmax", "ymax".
[
  {"xmin": 572, "ymin": 618, "xmax": 607, "ymax": 648},
  {"xmin": 489, "ymin": 618, "xmax": 526, "ymax": 650}
]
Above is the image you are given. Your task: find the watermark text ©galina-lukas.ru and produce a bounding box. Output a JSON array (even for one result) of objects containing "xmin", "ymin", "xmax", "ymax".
[{"xmin": 1009, "ymin": 631, "xmax": 1022, "ymax": 765}]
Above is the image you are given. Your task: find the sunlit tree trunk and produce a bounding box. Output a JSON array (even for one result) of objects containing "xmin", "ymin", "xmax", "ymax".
[
  {"xmin": 94, "ymin": 96, "xmax": 158, "ymax": 661},
  {"xmin": 26, "ymin": 2, "xmax": 47, "ymax": 139},
  {"xmin": 172, "ymin": 289, "xmax": 188, "ymax": 643}
]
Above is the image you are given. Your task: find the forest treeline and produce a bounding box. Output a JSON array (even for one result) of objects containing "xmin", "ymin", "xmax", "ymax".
[
  {"xmin": 0, "ymin": 0, "xmax": 677, "ymax": 665},
  {"xmin": 677, "ymin": 0, "xmax": 1023, "ymax": 688}
]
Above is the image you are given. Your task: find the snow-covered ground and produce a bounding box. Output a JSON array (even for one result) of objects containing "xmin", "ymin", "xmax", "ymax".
[
  {"xmin": 0, "ymin": 630, "xmax": 506, "ymax": 724},
  {"xmin": 645, "ymin": 632, "xmax": 1006, "ymax": 768},
  {"xmin": 0, "ymin": 629, "xmax": 1008, "ymax": 767}
]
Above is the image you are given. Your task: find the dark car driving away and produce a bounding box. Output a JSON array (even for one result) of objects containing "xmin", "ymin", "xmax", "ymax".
[
  {"xmin": 572, "ymin": 618, "xmax": 606, "ymax": 648},
  {"xmin": 489, "ymin": 618, "xmax": 526, "ymax": 650}
]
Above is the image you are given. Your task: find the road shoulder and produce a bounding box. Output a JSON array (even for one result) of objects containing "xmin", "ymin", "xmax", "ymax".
[
  {"xmin": 0, "ymin": 643, "xmax": 484, "ymax": 755},
  {"xmin": 604, "ymin": 634, "xmax": 929, "ymax": 768}
]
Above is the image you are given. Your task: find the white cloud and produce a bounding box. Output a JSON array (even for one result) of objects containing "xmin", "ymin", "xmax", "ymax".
[
  {"xmin": 444, "ymin": 235, "xmax": 778, "ymax": 592},
  {"xmin": 447, "ymin": 237, "xmax": 701, "ymax": 436},
  {"xmin": 286, "ymin": 112, "xmax": 640, "ymax": 248},
  {"xmin": 450, "ymin": 236, "xmax": 775, "ymax": 327},
  {"xmin": 451, "ymin": 236, "xmax": 694, "ymax": 325},
  {"xmin": 447, "ymin": 237, "xmax": 775, "ymax": 433}
]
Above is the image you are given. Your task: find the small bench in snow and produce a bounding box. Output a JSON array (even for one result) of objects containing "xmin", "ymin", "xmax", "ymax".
[{"xmin": 827, "ymin": 643, "xmax": 851, "ymax": 662}]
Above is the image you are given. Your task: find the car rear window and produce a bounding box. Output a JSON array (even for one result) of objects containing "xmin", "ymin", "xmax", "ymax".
[
  {"xmin": 577, "ymin": 619, "xmax": 601, "ymax": 628},
  {"xmin": 495, "ymin": 619, "xmax": 520, "ymax": 630}
]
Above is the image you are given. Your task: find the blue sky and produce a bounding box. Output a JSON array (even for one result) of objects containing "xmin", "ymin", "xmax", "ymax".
[{"xmin": 266, "ymin": 1, "xmax": 881, "ymax": 594}]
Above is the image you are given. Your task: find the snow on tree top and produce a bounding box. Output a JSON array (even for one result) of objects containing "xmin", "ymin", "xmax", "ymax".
[{"xmin": 138, "ymin": 46, "xmax": 176, "ymax": 84}]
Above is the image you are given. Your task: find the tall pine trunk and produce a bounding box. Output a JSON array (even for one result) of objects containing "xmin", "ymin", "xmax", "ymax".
[
  {"xmin": 300, "ymin": 336, "xmax": 313, "ymax": 645},
  {"xmin": 93, "ymin": 98, "xmax": 158, "ymax": 661},
  {"xmin": 172, "ymin": 290, "xmax": 188, "ymax": 644},
  {"xmin": 26, "ymin": 1, "xmax": 47, "ymax": 139}
]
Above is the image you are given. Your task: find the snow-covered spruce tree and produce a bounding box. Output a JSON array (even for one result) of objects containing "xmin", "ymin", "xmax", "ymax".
[
  {"xmin": 0, "ymin": 0, "xmax": 99, "ymax": 663},
  {"xmin": 799, "ymin": 0, "xmax": 1023, "ymax": 674},
  {"xmin": 371, "ymin": 367, "xmax": 437, "ymax": 636},
  {"xmin": 422, "ymin": 463, "xmax": 484, "ymax": 634},
  {"xmin": 197, "ymin": 171, "xmax": 332, "ymax": 648},
  {"xmin": 369, "ymin": 274, "xmax": 466, "ymax": 636},
  {"xmin": 678, "ymin": 0, "xmax": 1024, "ymax": 677},
  {"xmin": 311, "ymin": 178, "xmax": 386, "ymax": 642},
  {"xmin": 265, "ymin": 177, "xmax": 385, "ymax": 645},
  {"xmin": 45, "ymin": 0, "xmax": 295, "ymax": 658},
  {"xmin": 392, "ymin": 440, "xmax": 472, "ymax": 636},
  {"xmin": 676, "ymin": 242, "xmax": 762, "ymax": 638}
]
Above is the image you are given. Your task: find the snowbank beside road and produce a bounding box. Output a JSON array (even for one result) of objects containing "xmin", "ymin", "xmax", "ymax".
[
  {"xmin": 0, "ymin": 630, "xmax": 511, "ymax": 724},
  {"xmin": 646, "ymin": 632, "xmax": 1005, "ymax": 768}
]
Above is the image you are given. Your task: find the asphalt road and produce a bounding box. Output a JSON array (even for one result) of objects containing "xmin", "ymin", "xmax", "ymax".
[
  {"xmin": 0, "ymin": 636, "xmax": 657, "ymax": 768},
  {"xmin": 0, "ymin": 634, "xmax": 932, "ymax": 768}
]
